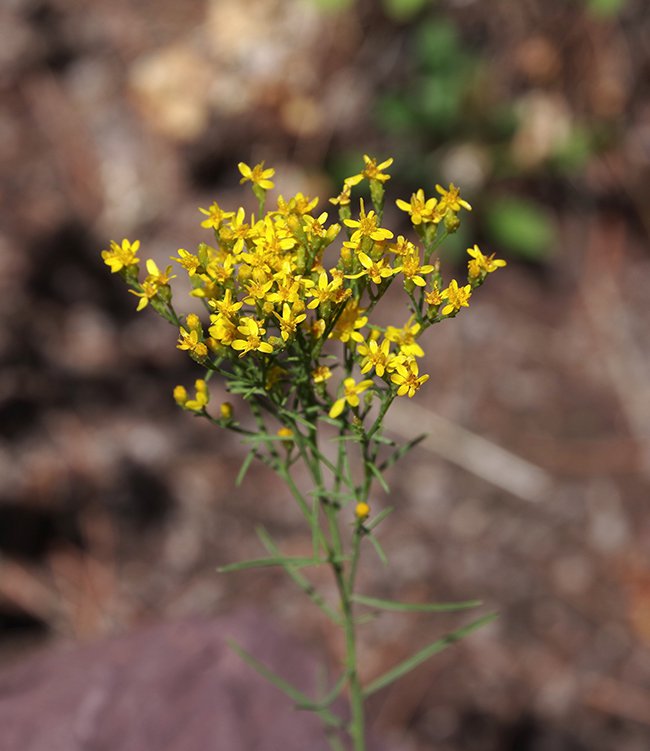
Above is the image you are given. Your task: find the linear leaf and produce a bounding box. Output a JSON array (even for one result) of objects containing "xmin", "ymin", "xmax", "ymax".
[
  {"xmin": 235, "ymin": 450, "xmax": 256, "ymax": 486},
  {"xmin": 279, "ymin": 410, "xmax": 315, "ymax": 430},
  {"xmin": 367, "ymin": 461, "xmax": 390, "ymax": 493},
  {"xmin": 218, "ymin": 555, "xmax": 325, "ymax": 573},
  {"xmin": 367, "ymin": 532, "xmax": 389, "ymax": 566},
  {"xmin": 379, "ymin": 434, "xmax": 427, "ymax": 472},
  {"xmin": 242, "ymin": 433, "xmax": 293, "ymax": 444},
  {"xmin": 295, "ymin": 672, "xmax": 347, "ymax": 711},
  {"xmin": 257, "ymin": 528, "xmax": 340, "ymax": 624},
  {"xmin": 352, "ymin": 594, "xmax": 482, "ymax": 613},
  {"xmin": 363, "ymin": 613, "xmax": 498, "ymax": 697},
  {"xmin": 366, "ymin": 506, "xmax": 394, "ymax": 530},
  {"xmin": 228, "ymin": 640, "xmax": 342, "ymax": 728}
]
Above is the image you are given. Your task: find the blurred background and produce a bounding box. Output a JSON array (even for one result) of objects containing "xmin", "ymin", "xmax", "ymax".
[{"xmin": 1, "ymin": 0, "xmax": 650, "ymax": 748}]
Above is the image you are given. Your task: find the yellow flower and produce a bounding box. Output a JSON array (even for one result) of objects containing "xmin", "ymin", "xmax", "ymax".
[
  {"xmin": 172, "ymin": 248, "xmax": 201, "ymax": 276},
  {"xmin": 208, "ymin": 315, "xmax": 238, "ymax": 345},
  {"xmin": 243, "ymin": 278, "xmax": 273, "ymax": 305},
  {"xmin": 101, "ymin": 239, "xmax": 140, "ymax": 273},
  {"xmin": 312, "ymin": 365, "xmax": 332, "ymax": 383},
  {"xmin": 231, "ymin": 318, "xmax": 274, "ymax": 357},
  {"xmin": 329, "ymin": 377, "xmax": 374, "ymax": 419},
  {"xmin": 238, "ymin": 161, "xmax": 275, "ymax": 190},
  {"xmin": 344, "ymin": 199, "xmax": 394, "ymax": 243},
  {"xmin": 436, "ymin": 183, "xmax": 471, "ymax": 212},
  {"xmin": 395, "ymin": 189, "xmax": 438, "ymax": 225},
  {"xmin": 391, "ymin": 358, "xmax": 429, "ymax": 398},
  {"xmin": 467, "ymin": 244, "xmax": 506, "ymax": 280},
  {"xmin": 303, "ymin": 213, "xmax": 341, "ymax": 246},
  {"xmin": 177, "ymin": 327, "xmax": 208, "ymax": 359},
  {"xmin": 129, "ymin": 279, "xmax": 158, "ymax": 311},
  {"xmin": 385, "ymin": 317, "xmax": 424, "ymax": 358},
  {"xmin": 388, "ymin": 235, "xmax": 416, "ymax": 257},
  {"xmin": 129, "ymin": 259, "xmax": 176, "ymax": 310},
  {"xmin": 345, "ymin": 251, "xmax": 398, "ymax": 286},
  {"xmin": 345, "ymin": 155, "xmax": 394, "ymax": 186},
  {"xmin": 440, "ymin": 279, "xmax": 472, "ymax": 315},
  {"xmin": 357, "ymin": 338, "xmax": 391, "ymax": 377},
  {"xmin": 222, "ymin": 207, "xmax": 252, "ymax": 255},
  {"xmin": 272, "ymin": 302, "xmax": 307, "ymax": 342},
  {"xmin": 220, "ymin": 402, "xmax": 233, "ymax": 420},
  {"xmin": 275, "ymin": 192, "xmax": 319, "ymax": 216},
  {"xmin": 307, "ymin": 271, "xmax": 342, "ymax": 310},
  {"xmin": 424, "ymin": 283, "xmax": 443, "ymax": 307},
  {"xmin": 199, "ymin": 201, "xmax": 233, "ymax": 229},
  {"xmin": 355, "ymin": 501, "xmax": 370, "ymax": 520},
  {"xmin": 329, "ymin": 182, "xmax": 352, "ymax": 206},
  {"xmin": 267, "ymin": 273, "xmax": 304, "ymax": 307},
  {"xmin": 209, "ymin": 288, "xmax": 243, "ymax": 319},
  {"xmin": 331, "ymin": 301, "xmax": 368, "ymax": 344},
  {"xmin": 400, "ymin": 251, "xmax": 434, "ymax": 287}
]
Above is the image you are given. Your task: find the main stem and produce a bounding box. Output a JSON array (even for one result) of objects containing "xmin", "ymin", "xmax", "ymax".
[
  {"xmin": 305, "ymin": 424, "xmax": 365, "ymax": 751},
  {"xmin": 328, "ymin": 506, "xmax": 365, "ymax": 751}
]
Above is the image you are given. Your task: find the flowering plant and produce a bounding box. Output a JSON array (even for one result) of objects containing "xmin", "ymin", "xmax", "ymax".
[{"xmin": 102, "ymin": 156, "xmax": 504, "ymax": 750}]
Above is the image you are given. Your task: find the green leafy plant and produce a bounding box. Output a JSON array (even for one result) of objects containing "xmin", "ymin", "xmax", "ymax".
[{"xmin": 102, "ymin": 156, "xmax": 504, "ymax": 750}]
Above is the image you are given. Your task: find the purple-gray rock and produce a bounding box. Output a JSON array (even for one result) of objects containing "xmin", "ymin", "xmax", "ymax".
[{"xmin": 0, "ymin": 612, "xmax": 331, "ymax": 751}]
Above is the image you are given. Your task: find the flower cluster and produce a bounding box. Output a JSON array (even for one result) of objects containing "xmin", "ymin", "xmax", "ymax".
[{"xmin": 102, "ymin": 158, "xmax": 505, "ymax": 428}]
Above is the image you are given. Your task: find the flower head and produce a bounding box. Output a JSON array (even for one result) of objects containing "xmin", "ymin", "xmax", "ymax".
[
  {"xmin": 440, "ymin": 279, "xmax": 472, "ymax": 316},
  {"xmin": 238, "ymin": 161, "xmax": 275, "ymax": 191},
  {"xmin": 102, "ymin": 239, "xmax": 140, "ymax": 273},
  {"xmin": 467, "ymin": 244, "xmax": 506, "ymax": 280},
  {"xmin": 345, "ymin": 155, "xmax": 394, "ymax": 186},
  {"xmin": 329, "ymin": 377, "xmax": 374, "ymax": 419}
]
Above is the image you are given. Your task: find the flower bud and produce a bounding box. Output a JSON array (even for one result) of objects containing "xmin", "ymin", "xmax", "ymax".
[
  {"xmin": 355, "ymin": 501, "xmax": 370, "ymax": 521},
  {"xmin": 444, "ymin": 210, "xmax": 460, "ymax": 234},
  {"xmin": 173, "ymin": 385, "xmax": 188, "ymax": 407}
]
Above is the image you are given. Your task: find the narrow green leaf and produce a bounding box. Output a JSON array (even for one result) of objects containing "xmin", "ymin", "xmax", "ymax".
[
  {"xmin": 352, "ymin": 594, "xmax": 482, "ymax": 613},
  {"xmin": 367, "ymin": 461, "xmax": 390, "ymax": 493},
  {"xmin": 378, "ymin": 434, "xmax": 427, "ymax": 472},
  {"xmin": 228, "ymin": 640, "xmax": 342, "ymax": 728},
  {"xmin": 309, "ymin": 488, "xmax": 357, "ymax": 505},
  {"xmin": 372, "ymin": 434, "xmax": 397, "ymax": 446},
  {"xmin": 235, "ymin": 450, "xmax": 256, "ymax": 486},
  {"xmin": 363, "ymin": 613, "xmax": 498, "ymax": 697},
  {"xmin": 319, "ymin": 415, "xmax": 346, "ymax": 428},
  {"xmin": 256, "ymin": 528, "xmax": 340, "ymax": 624},
  {"xmin": 295, "ymin": 672, "xmax": 347, "ymax": 711},
  {"xmin": 241, "ymin": 433, "xmax": 293, "ymax": 444},
  {"xmin": 279, "ymin": 410, "xmax": 315, "ymax": 430},
  {"xmin": 218, "ymin": 555, "xmax": 324, "ymax": 573},
  {"xmin": 366, "ymin": 506, "xmax": 394, "ymax": 530},
  {"xmin": 367, "ymin": 532, "xmax": 389, "ymax": 566}
]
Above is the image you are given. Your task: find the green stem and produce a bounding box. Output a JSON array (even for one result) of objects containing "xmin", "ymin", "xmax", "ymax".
[{"xmin": 328, "ymin": 508, "xmax": 364, "ymax": 751}]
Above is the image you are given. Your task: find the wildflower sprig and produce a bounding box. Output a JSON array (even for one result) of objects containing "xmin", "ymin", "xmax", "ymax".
[{"xmin": 102, "ymin": 158, "xmax": 503, "ymax": 751}]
